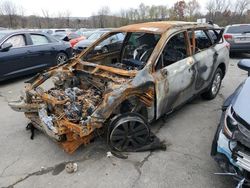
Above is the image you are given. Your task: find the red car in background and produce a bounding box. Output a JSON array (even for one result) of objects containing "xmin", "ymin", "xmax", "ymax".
[
  {"xmin": 68, "ymin": 32, "xmax": 86, "ymax": 47},
  {"xmin": 53, "ymin": 32, "xmax": 86, "ymax": 47}
]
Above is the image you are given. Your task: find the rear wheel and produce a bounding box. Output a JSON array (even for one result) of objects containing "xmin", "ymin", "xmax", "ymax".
[
  {"xmin": 201, "ymin": 68, "xmax": 222, "ymax": 100},
  {"xmin": 109, "ymin": 113, "xmax": 150, "ymax": 152},
  {"xmin": 56, "ymin": 52, "xmax": 68, "ymax": 65}
]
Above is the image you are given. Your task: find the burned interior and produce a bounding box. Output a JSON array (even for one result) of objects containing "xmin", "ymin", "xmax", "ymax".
[
  {"xmin": 83, "ymin": 32, "xmax": 160, "ymax": 71},
  {"xmin": 9, "ymin": 22, "xmax": 227, "ymax": 154}
]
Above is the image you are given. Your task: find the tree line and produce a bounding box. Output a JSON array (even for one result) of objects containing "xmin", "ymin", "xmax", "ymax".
[{"xmin": 0, "ymin": 0, "xmax": 249, "ymax": 29}]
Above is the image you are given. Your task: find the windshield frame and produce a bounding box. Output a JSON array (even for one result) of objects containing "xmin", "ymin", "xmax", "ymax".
[{"xmin": 78, "ymin": 31, "xmax": 162, "ymax": 71}]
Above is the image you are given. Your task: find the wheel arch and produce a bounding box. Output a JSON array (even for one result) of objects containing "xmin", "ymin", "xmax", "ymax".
[
  {"xmin": 58, "ymin": 50, "xmax": 68, "ymax": 57},
  {"xmin": 100, "ymin": 88, "xmax": 155, "ymax": 124},
  {"xmin": 218, "ymin": 62, "xmax": 226, "ymax": 79}
]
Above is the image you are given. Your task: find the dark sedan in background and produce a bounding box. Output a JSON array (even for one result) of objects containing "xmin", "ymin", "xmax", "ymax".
[
  {"xmin": 0, "ymin": 30, "xmax": 73, "ymax": 81},
  {"xmin": 73, "ymin": 30, "xmax": 123, "ymax": 54},
  {"xmin": 224, "ymin": 24, "xmax": 250, "ymax": 54}
]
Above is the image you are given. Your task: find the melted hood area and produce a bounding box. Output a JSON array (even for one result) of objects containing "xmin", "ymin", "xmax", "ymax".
[{"xmin": 28, "ymin": 60, "xmax": 135, "ymax": 123}]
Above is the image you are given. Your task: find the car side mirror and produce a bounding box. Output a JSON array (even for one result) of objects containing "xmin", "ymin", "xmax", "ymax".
[
  {"xmin": 1, "ymin": 43, "xmax": 12, "ymax": 52},
  {"xmin": 238, "ymin": 59, "xmax": 250, "ymax": 76}
]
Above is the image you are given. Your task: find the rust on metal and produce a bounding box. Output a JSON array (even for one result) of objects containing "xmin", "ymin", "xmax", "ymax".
[{"xmin": 9, "ymin": 21, "xmax": 222, "ymax": 153}]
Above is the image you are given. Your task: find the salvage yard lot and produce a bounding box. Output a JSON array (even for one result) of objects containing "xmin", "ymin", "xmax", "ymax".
[{"xmin": 0, "ymin": 56, "xmax": 248, "ymax": 188}]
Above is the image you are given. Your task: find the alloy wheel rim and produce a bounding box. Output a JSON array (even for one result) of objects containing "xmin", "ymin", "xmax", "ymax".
[
  {"xmin": 57, "ymin": 55, "xmax": 67, "ymax": 64},
  {"xmin": 211, "ymin": 73, "xmax": 221, "ymax": 95},
  {"xmin": 110, "ymin": 119, "xmax": 149, "ymax": 151}
]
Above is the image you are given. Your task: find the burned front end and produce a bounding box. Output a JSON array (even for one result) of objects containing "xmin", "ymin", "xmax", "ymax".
[
  {"xmin": 211, "ymin": 80, "xmax": 250, "ymax": 185},
  {"xmin": 8, "ymin": 28, "xmax": 167, "ymax": 154},
  {"xmin": 9, "ymin": 60, "xmax": 141, "ymax": 153}
]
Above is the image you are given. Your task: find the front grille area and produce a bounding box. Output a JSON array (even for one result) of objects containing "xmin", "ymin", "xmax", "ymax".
[{"xmin": 236, "ymin": 151, "xmax": 250, "ymax": 172}]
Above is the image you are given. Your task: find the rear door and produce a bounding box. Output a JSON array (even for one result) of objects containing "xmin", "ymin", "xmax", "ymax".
[
  {"xmin": 26, "ymin": 33, "xmax": 57, "ymax": 69},
  {"xmin": 189, "ymin": 29, "xmax": 217, "ymax": 91},
  {"xmin": 0, "ymin": 34, "xmax": 30, "ymax": 79},
  {"xmin": 154, "ymin": 31, "xmax": 196, "ymax": 119}
]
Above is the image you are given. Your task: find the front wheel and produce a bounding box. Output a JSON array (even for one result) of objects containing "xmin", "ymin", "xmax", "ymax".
[
  {"xmin": 56, "ymin": 52, "xmax": 68, "ymax": 65},
  {"xmin": 108, "ymin": 113, "xmax": 150, "ymax": 152},
  {"xmin": 201, "ymin": 68, "xmax": 223, "ymax": 100}
]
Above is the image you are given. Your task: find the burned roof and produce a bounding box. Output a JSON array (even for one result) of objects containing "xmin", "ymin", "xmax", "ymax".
[{"xmin": 115, "ymin": 21, "xmax": 213, "ymax": 34}]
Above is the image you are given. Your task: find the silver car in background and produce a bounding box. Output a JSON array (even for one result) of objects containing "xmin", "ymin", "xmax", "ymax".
[{"xmin": 224, "ymin": 24, "xmax": 250, "ymax": 54}]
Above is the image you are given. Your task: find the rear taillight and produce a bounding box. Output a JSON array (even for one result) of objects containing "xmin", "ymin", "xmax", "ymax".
[{"xmin": 224, "ymin": 34, "xmax": 233, "ymax": 40}]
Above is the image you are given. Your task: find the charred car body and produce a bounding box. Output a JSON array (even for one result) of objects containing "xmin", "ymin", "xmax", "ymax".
[
  {"xmin": 9, "ymin": 21, "xmax": 229, "ymax": 153},
  {"xmin": 211, "ymin": 59, "xmax": 250, "ymax": 185}
]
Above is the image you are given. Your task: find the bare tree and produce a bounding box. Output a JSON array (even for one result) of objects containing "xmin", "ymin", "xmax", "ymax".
[
  {"xmin": 138, "ymin": 3, "xmax": 148, "ymax": 20},
  {"xmin": 186, "ymin": 0, "xmax": 201, "ymax": 21},
  {"xmin": 173, "ymin": 1, "xmax": 187, "ymax": 20},
  {"xmin": 41, "ymin": 9, "xmax": 50, "ymax": 27},
  {"xmin": 206, "ymin": 0, "xmax": 230, "ymax": 22},
  {"xmin": 158, "ymin": 5, "xmax": 169, "ymax": 20},
  {"xmin": 149, "ymin": 5, "xmax": 158, "ymax": 20},
  {"xmin": 206, "ymin": 0, "xmax": 216, "ymax": 20},
  {"xmin": 234, "ymin": 0, "xmax": 250, "ymax": 16},
  {"xmin": 97, "ymin": 6, "xmax": 110, "ymax": 27},
  {"xmin": 18, "ymin": 5, "xmax": 26, "ymax": 28},
  {"xmin": 0, "ymin": 0, "xmax": 17, "ymax": 27},
  {"xmin": 65, "ymin": 10, "xmax": 71, "ymax": 27}
]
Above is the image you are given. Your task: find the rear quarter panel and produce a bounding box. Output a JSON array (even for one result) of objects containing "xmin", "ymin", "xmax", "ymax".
[{"xmin": 214, "ymin": 41, "xmax": 229, "ymax": 75}]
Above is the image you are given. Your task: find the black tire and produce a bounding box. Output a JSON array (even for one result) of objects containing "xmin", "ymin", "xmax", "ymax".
[
  {"xmin": 229, "ymin": 52, "xmax": 235, "ymax": 58},
  {"xmin": 201, "ymin": 68, "xmax": 223, "ymax": 100},
  {"xmin": 108, "ymin": 112, "xmax": 150, "ymax": 152},
  {"xmin": 56, "ymin": 52, "xmax": 68, "ymax": 65}
]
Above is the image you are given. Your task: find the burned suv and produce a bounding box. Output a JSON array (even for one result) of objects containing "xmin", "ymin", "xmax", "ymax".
[{"xmin": 9, "ymin": 21, "xmax": 229, "ymax": 153}]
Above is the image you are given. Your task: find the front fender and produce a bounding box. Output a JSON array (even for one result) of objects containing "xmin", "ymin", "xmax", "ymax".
[{"xmin": 92, "ymin": 81, "xmax": 155, "ymax": 121}]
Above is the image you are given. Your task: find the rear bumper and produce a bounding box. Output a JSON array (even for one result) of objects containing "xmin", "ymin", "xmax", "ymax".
[{"xmin": 229, "ymin": 43, "xmax": 250, "ymax": 53}]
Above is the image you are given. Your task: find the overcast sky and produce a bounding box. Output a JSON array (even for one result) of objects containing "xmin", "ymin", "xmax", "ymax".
[{"xmin": 10, "ymin": 0, "xmax": 208, "ymax": 17}]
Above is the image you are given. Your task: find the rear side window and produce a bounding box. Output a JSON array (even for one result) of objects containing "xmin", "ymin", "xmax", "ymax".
[
  {"xmin": 194, "ymin": 30, "xmax": 212, "ymax": 50},
  {"xmin": 208, "ymin": 30, "xmax": 217, "ymax": 41},
  {"xmin": 31, "ymin": 34, "xmax": 49, "ymax": 45},
  {"xmin": 4, "ymin": 35, "xmax": 26, "ymax": 48},
  {"xmin": 227, "ymin": 25, "xmax": 250, "ymax": 34}
]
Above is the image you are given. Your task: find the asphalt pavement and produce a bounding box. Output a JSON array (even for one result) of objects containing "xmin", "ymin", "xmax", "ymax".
[{"xmin": 0, "ymin": 55, "xmax": 249, "ymax": 188}]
